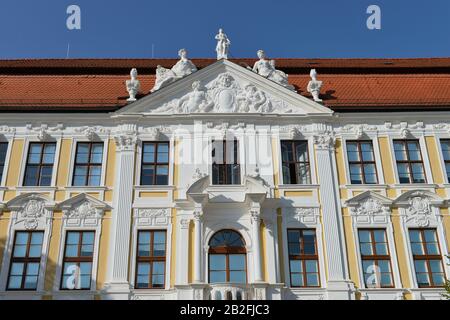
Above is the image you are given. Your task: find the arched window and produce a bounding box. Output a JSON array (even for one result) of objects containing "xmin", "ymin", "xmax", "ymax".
[{"xmin": 208, "ymin": 230, "xmax": 247, "ymax": 284}]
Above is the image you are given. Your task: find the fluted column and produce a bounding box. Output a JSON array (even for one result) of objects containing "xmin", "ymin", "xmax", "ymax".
[
  {"xmin": 104, "ymin": 124, "xmax": 137, "ymax": 298},
  {"xmin": 193, "ymin": 207, "xmax": 203, "ymax": 283},
  {"xmin": 251, "ymin": 206, "xmax": 263, "ymax": 283},
  {"xmin": 313, "ymin": 128, "xmax": 353, "ymax": 299}
]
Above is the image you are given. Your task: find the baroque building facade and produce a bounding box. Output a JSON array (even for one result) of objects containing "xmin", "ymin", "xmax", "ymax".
[{"xmin": 0, "ymin": 50, "xmax": 449, "ymax": 300}]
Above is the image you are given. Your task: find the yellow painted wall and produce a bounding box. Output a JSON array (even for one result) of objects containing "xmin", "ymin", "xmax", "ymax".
[
  {"xmin": 276, "ymin": 209, "xmax": 285, "ymax": 284},
  {"xmin": 261, "ymin": 221, "xmax": 268, "ymax": 282},
  {"xmin": 188, "ymin": 220, "xmax": 194, "ymax": 284},
  {"xmin": 5, "ymin": 139, "xmax": 24, "ymax": 188},
  {"xmin": 378, "ymin": 137, "xmax": 396, "ymax": 186},
  {"xmin": 170, "ymin": 209, "xmax": 177, "ymax": 288},
  {"xmin": 96, "ymin": 211, "xmax": 111, "ymax": 290},
  {"xmin": 425, "ymin": 136, "xmax": 445, "ymax": 184},
  {"xmin": 0, "ymin": 212, "xmax": 10, "ymax": 271},
  {"xmin": 391, "ymin": 210, "xmax": 412, "ymax": 289},
  {"xmin": 105, "ymin": 139, "xmax": 116, "ymax": 188},
  {"xmin": 342, "ymin": 209, "xmax": 360, "ymax": 288},
  {"xmin": 44, "ymin": 212, "xmax": 62, "ymax": 292},
  {"xmin": 55, "ymin": 139, "xmax": 72, "ymax": 190}
]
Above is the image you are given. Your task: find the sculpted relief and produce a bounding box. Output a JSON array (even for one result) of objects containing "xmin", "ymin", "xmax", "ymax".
[{"xmin": 150, "ymin": 72, "xmax": 296, "ymax": 114}]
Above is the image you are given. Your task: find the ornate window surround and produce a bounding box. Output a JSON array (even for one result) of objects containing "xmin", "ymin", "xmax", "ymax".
[
  {"xmin": 386, "ymin": 129, "xmax": 434, "ymax": 187},
  {"xmin": 206, "ymin": 129, "xmax": 246, "ymax": 187},
  {"xmin": 345, "ymin": 191, "xmax": 403, "ymax": 290},
  {"xmin": 66, "ymin": 133, "xmax": 110, "ymax": 189},
  {"xmin": 129, "ymin": 207, "xmax": 173, "ymax": 291},
  {"xmin": 203, "ymin": 221, "xmax": 253, "ymax": 284},
  {"xmin": 280, "ymin": 207, "xmax": 326, "ymax": 289},
  {"xmin": 0, "ymin": 127, "xmax": 15, "ymax": 189},
  {"xmin": 0, "ymin": 193, "xmax": 56, "ymax": 293},
  {"xmin": 133, "ymin": 131, "xmax": 174, "ymax": 190},
  {"xmin": 52, "ymin": 193, "xmax": 109, "ymax": 295},
  {"xmin": 338, "ymin": 127, "xmax": 386, "ymax": 187},
  {"xmin": 17, "ymin": 135, "xmax": 62, "ymax": 196},
  {"xmin": 274, "ymin": 126, "xmax": 318, "ymax": 187},
  {"xmin": 394, "ymin": 190, "xmax": 450, "ymax": 291}
]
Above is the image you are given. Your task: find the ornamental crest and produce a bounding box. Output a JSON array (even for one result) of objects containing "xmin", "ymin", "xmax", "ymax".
[
  {"xmin": 352, "ymin": 198, "xmax": 388, "ymax": 216},
  {"xmin": 21, "ymin": 199, "xmax": 45, "ymax": 230},
  {"xmin": 66, "ymin": 201, "xmax": 98, "ymax": 219},
  {"xmin": 406, "ymin": 194, "xmax": 432, "ymax": 226}
]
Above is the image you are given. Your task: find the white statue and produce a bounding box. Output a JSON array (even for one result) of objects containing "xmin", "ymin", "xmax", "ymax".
[
  {"xmin": 307, "ymin": 69, "xmax": 323, "ymax": 102},
  {"xmin": 177, "ymin": 81, "xmax": 213, "ymax": 113},
  {"xmin": 171, "ymin": 48, "xmax": 197, "ymax": 77},
  {"xmin": 237, "ymin": 84, "xmax": 271, "ymax": 113},
  {"xmin": 215, "ymin": 28, "xmax": 231, "ymax": 60},
  {"xmin": 252, "ymin": 50, "xmax": 295, "ymax": 91},
  {"xmin": 126, "ymin": 68, "xmax": 141, "ymax": 102},
  {"xmin": 207, "ymin": 73, "xmax": 239, "ymax": 112},
  {"xmin": 151, "ymin": 49, "xmax": 197, "ymax": 92}
]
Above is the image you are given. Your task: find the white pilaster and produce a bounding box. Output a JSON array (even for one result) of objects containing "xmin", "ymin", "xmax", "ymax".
[
  {"xmin": 251, "ymin": 206, "xmax": 264, "ymax": 283},
  {"xmin": 193, "ymin": 206, "xmax": 203, "ymax": 283},
  {"xmin": 314, "ymin": 127, "xmax": 354, "ymax": 299},
  {"xmin": 103, "ymin": 124, "xmax": 137, "ymax": 299}
]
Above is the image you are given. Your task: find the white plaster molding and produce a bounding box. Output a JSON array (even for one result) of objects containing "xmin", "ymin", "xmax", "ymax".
[
  {"xmin": 74, "ymin": 126, "xmax": 110, "ymax": 141},
  {"xmin": 26, "ymin": 123, "xmax": 64, "ymax": 141}
]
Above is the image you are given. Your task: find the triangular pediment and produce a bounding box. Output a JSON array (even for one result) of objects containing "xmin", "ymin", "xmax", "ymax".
[
  {"xmin": 114, "ymin": 59, "xmax": 333, "ymax": 117},
  {"xmin": 345, "ymin": 191, "xmax": 393, "ymax": 207}
]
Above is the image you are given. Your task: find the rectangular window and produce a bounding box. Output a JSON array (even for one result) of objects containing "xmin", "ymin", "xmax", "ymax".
[
  {"xmin": 7, "ymin": 231, "xmax": 44, "ymax": 290},
  {"xmin": 0, "ymin": 142, "xmax": 7, "ymax": 183},
  {"xmin": 23, "ymin": 142, "xmax": 56, "ymax": 186},
  {"xmin": 135, "ymin": 230, "xmax": 166, "ymax": 289},
  {"xmin": 346, "ymin": 141, "xmax": 378, "ymax": 184},
  {"xmin": 409, "ymin": 229, "xmax": 445, "ymax": 288},
  {"xmin": 287, "ymin": 229, "xmax": 320, "ymax": 287},
  {"xmin": 61, "ymin": 231, "xmax": 95, "ymax": 290},
  {"xmin": 281, "ymin": 140, "xmax": 311, "ymax": 184},
  {"xmin": 440, "ymin": 140, "xmax": 450, "ymax": 183},
  {"xmin": 393, "ymin": 140, "xmax": 426, "ymax": 183},
  {"xmin": 212, "ymin": 139, "xmax": 241, "ymax": 185},
  {"xmin": 141, "ymin": 142, "xmax": 169, "ymax": 185},
  {"xmin": 72, "ymin": 142, "xmax": 104, "ymax": 186},
  {"xmin": 358, "ymin": 229, "xmax": 394, "ymax": 288}
]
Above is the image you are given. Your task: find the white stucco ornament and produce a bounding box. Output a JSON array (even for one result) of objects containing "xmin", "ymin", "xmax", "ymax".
[
  {"xmin": 215, "ymin": 28, "xmax": 231, "ymax": 60},
  {"xmin": 407, "ymin": 194, "xmax": 432, "ymax": 227},
  {"xmin": 150, "ymin": 72, "xmax": 299, "ymax": 114},
  {"xmin": 252, "ymin": 50, "xmax": 295, "ymax": 91},
  {"xmin": 151, "ymin": 49, "xmax": 197, "ymax": 92},
  {"xmin": 126, "ymin": 68, "xmax": 141, "ymax": 102},
  {"xmin": 307, "ymin": 69, "xmax": 323, "ymax": 102}
]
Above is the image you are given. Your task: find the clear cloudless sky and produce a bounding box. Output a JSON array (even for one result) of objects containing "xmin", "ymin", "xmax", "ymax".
[{"xmin": 0, "ymin": 0, "xmax": 449, "ymax": 59}]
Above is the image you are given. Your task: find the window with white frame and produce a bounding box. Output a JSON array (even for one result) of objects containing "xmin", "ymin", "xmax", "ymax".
[
  {"xmin": 439, "ymin": 139, "xmax": 450, "ymax": 183},
  {"xmin": 135, "ymin": 230, "xmax": 167, "ymax": 288},
  {"xmin": 346, "ymin": 140, "xmax": 378, "ymax": 184},
  {"xmin": 393, "ymin": 140, "xmax": 426, "ymax": 183},
  {"xmin": 281, "ymin": 140, "xmax": 311, "ymax": 184},
  {"xmin": 72, "ymin": 142, "xmax": 104, "ymax": 186},
  {"xmin": 0, "ymin": 142, "xmax": 8, "ymax": 182},
  {"xmin": 358, "ymin": 229, "xmax": 394, "ymax": 288},
  {"xmin": 23, "ymin": 142, "xmax": 56, "ymax": 186},
  {"xmin": 211, "ymin": 139, "xmax": 241, "ymax": 185},
  {"xmin": 409, "ymin": 229, "xmax": 446, "ymax": 288},
  {"xmin": 60, "ymin": 230, "xmax": 95, "ymax": 290},
  {"xmin": 7, "ymin": 231, "xmax": 44, "ymax": 290}
]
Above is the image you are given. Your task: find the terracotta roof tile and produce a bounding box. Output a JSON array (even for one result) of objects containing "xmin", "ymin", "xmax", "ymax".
[{"xmin": 0, "ymin": 58, "xmax": 449, "ymax": 111}]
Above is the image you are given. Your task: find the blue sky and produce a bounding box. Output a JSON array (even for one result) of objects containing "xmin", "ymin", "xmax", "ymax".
[{"xmin": 0, "ymin": 0, "xmax": 449, "ymax": 59}]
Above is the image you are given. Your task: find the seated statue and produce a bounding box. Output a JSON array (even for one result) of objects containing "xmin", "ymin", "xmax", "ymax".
[
  {"xmin": 237, "ymin": 84, "xmax": 271, "ymax": 113},
  {"xmin": 177, "ymin": 80, "xmax": 213, "ymax": 113},
  {"xmin": 151, "ymin": 48, "xmax": 197, "ymax": 92},
  {"xmin": 252, "ymin": 50, "xmax": 295, "ymax": 91}
]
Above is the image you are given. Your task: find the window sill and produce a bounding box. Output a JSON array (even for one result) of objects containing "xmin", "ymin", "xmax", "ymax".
[
  {"xmin": 342, "ymin": 184, "xmax": 389, "ymax": 189},
  {"xmin": 278, "ymin": 184, "xmax": 320, "ymax": 190},
  {"xmin": 391, "ymin": 183, "xmax": 438, "ymax": 189},
  {"xmin": 15, "ymin": 186, "xmax": 57, "ymax": 192},
  {"xmin": 64, "ymin": 186, "xmax": 108, "ymax": 192},
  {"xmin": 134, "ymin": 185, "xmax": 175, "ymax": 191}
]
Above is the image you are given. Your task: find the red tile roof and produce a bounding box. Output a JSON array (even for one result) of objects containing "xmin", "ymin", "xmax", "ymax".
[{"xmin": 0, "ymin": 58, "xmax": 449, "ymax": 112}]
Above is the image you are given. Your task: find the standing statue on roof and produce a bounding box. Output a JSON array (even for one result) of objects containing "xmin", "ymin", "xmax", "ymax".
[
  {"xmin": 252, "ymin": 50, "xmax": 295, "ymax": 91},
  {"xmin": 307, "ymin": 69, "xmax": 323, "ymax": 102},
  {"xmin": 215, "ymin": 28, "xmax": 231, "ymax": 60}
]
